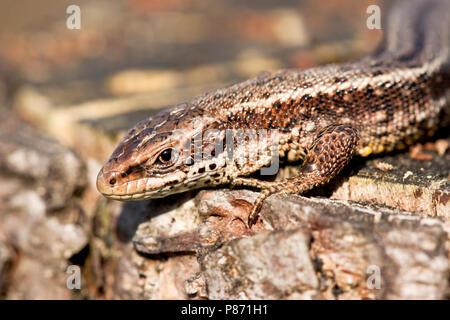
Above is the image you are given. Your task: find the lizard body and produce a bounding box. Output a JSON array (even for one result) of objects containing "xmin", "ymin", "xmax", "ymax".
[{"xmin": 97, "ymin": 0, "xmax": 450, "ymax": 226}]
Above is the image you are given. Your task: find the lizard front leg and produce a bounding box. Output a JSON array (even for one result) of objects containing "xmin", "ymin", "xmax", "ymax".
[{"xmin": 232, "ymin": 124, "xmax": 359, "ymax": 227}]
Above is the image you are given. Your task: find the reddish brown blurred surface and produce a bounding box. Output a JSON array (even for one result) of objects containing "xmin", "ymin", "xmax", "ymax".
[{"xmin": 0, "ymin": 0, "xmax": 381, "ymax": 88}]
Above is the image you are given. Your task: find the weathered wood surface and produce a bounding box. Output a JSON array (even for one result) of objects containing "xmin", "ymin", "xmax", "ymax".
[
  {"xmin": 129, "ymin": 188, "xmax": 449, "ymax": 300},
  {"xmin": 0, "ymin": 108, "xmax": 90, "ymax": 299}
]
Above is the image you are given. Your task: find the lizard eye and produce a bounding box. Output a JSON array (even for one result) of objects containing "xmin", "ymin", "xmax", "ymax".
[{"xmin": 156, "ymin": 148, "xmax": 177, "ymax": 165}]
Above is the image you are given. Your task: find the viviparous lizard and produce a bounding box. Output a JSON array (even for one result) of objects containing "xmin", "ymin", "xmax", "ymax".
[{"xmin": 97, "ymin": 0, "xmax": 450, "ymax": 226}]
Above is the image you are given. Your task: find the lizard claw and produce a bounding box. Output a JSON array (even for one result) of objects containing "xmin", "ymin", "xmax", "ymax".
[
  {"xmin": 247, "ymin": 211, "xmax": 259, "ymax": 228},
  {"xmin": 247, "ymin": 191, "xmax": 269, "ymax": 228}
]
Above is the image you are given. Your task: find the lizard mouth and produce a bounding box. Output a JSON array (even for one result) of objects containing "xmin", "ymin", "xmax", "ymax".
[
  {"xmin": 104, "ymin": 190, "xmax": 161, "ymax": 201},
  {"xmin": 96, "ymin": 168, "xmax": 189, "ymax": 200},
  {"xmin": 98, "ymin": 182, "xmax": 187, "ymax": 201},
  {"xmin": 96, "ymin": 175, "xmax": 166, "ymax": 200}
]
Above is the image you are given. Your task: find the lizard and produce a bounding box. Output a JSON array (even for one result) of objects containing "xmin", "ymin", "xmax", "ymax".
[{"xmin": 97, "ymin": 0, "xmax": 450, "ymax": 227}]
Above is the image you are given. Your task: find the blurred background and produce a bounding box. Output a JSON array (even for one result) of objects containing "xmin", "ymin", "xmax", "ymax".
[{"xmin": 0, "ymin": 0, "xmax": 383, "ymax": 299}]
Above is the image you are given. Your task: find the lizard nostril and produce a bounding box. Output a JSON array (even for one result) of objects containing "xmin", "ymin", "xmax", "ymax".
[
  {"xmin": 121, "ymin": 172, "xmax": 127, "ymax": 178},
  {"xmin": 109, "ymin": 178, "xmax": 117, "ymax": 185}
]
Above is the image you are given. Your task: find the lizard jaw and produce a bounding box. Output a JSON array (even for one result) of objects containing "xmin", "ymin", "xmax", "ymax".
[{"xmin": 96, "ymin": 169, "xmax": 189, "ymax": 200}]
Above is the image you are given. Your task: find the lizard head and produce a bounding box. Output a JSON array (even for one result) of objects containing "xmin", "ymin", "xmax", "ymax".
[{"xmin": 96, "ymin": 103, "xmax": 228, "ymax": 201}]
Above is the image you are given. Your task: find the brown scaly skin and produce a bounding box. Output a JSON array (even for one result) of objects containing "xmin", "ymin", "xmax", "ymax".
[{"xmin": 97, "ymin": 0, "xmax": 450, "ymax": 227}]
